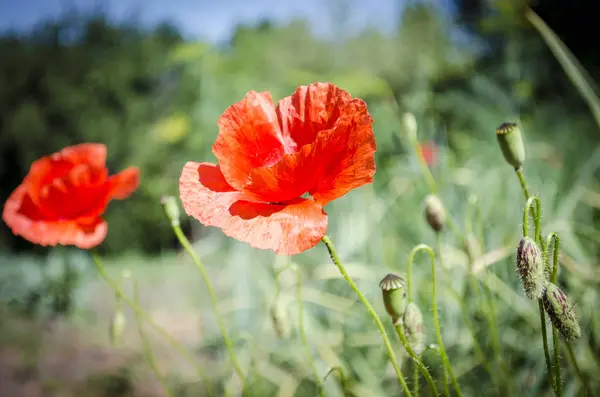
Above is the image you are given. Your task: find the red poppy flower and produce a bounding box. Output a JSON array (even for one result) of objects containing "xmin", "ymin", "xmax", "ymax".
[
  {"xmin": 418, "ymin": 140, "xmax": 438, "ymax": 167},
  {"xmin": 2, "ymin": 143, "xmax": 140, "ymax": 249},
  {"xmin": 180, "ymin": 82, "xmax": 376, "ymax": 255}
]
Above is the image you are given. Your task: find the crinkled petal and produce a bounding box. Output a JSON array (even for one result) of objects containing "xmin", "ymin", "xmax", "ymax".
[
  {"xmin": 309, "ymin": 99, "xmax": 376, "ymax": 205},
  {"xmin": 276, "ymin": 82, "xmax": 353, "ymax": 147},
  {"xmin": 109, "ymin": 166, "xmax": 140, "ymax": 200},
  {"xmin": 2, "ymin": 185, "xmax": 107, "ymax": 249},
  {"xmin": 55, "ymin": 143, "xmax": 107, "ymax": 168},
  {"xmin": 243, "ymin": 98, "xmax": 376, "ymax": 205},
  {"xmin": 213, "ymin": 91, "xmax": 296, "ymax": 190},
  {"xmin": 179, "ymin": 161, "xmax": 327, "ymax": 255}
]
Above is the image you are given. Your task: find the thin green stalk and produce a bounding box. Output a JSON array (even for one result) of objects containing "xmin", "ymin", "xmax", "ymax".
[
  {"xmin": 515, "ymin": 170, "xmax": 558, "ymax": 396},
  {"xmin": 170, "ymin": 224, "xmax": 245, "ymax": 389},
  {"xmin": 393, "ymin": 322, "xmax": 439, "ymax": 396},
  {"xmin": 546, "ymin": 233, "xmax": 562, "ymax": 394},
  {"xmin": 132, "ymin": 276, "xmax": 174, "ymax": 397},
  {"xmin": 538, "ymin": 300, "xmax": 558, "ymax": 395},
  {"xmin": 409, "ymin": 244, "xmax": 462, "ymax": 397},
  {"xmin": 565, "ymin": 342, "xmax": 594, "ymax": 397},
  {"xmin": 90, "ymin": 251, "xmax": 214, "ymax": 396},
  {"xmin": 413, "ymin": 358, "xmax": 420, "ymax": 397},
  {"xmin": 321, "ymin": 235, "xmax": 412, "ymax": 397},
  {"xmin": 294, "ymin": 266, "xmax": 326, "ymax": 396},
  {"xmin": 323, "ymin": 367, "xmax": 349, "ymax": 396}
]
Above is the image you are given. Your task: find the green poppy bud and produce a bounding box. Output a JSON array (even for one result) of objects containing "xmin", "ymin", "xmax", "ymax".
[
  {"xmin": 379, "ymin": 274, "xmax": 408, "ymax": 321},
  {"xmin": 402, "ymin": 302, "xmax": 425, "ymax": 354},
  {"xmin": 270, "ymin": 301, "xmax": 291, "ymax": 340},
  {"xmin": 496, "ymin": 122, "xmax": 525, "ymax": 170},
  {"xmin": 543, "ymin": 282, "xmax": 581, "ymax": 341},
  {"xmin": 516, "ymin": 237, "xmax": 545, "ymax": 300},
  {"xmin": 423, "ymin": 194, "xmax": 446, "ymax": 233},
  {"xmin": 161, "ymin": 195, "xmax": 181, "ymax": 227}
]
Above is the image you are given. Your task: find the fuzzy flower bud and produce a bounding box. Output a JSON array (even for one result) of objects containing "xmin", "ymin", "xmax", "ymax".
[
  {"xmin": 270, "ymin": 301, "xmax": 291, "ymax": 340},
  {"xmin": 402, "ymin": 302, "xmax": 425, "ymax": 354},
  {"xmin": 516, "ymin": 237, "xmax": 545, "ymax": 299},
  {"xmin": 543, "ymin": 282, "xmax": 581, "ymax": 341},
  {"xmin": 496, "ymin": 122, "xmax": 525, "ymax": 169},
  {"xmin": 423, "ymin": 194, "xmax": 446, "ymax": 233},
  {"xmin": 379, "ymin": 274, "xmax": 408, "ymax": 321},
  {"xmin": 161, "ymin": 195, "xmax": 181, "ymax": 227}
]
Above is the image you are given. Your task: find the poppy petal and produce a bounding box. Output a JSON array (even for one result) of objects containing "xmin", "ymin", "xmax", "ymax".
[
  {"xmin": 179, "ymin": 161, "xmax": 327, "ymax": 255},
  {"xmin": 109, "ymin": 166, "xmax": 140, "ymax": 200},
  {"xmin": 242, "ymin": 98, "xmax": 376, "ymax": 205},
  {"xmin": 2, "ymin": 185, "xmax": 108, "ymax": 249},
  {"xmin": 309, "ymin": 99, "xmax": 376, "ymax": 206},
  {"xmin": 276, "ymin": 82, "xmax": 353, "ymax": 148},
  {"xmin": 56, "ymin": 143, "xmax": 107, "ymax": 169},
  {"xmin": 213, "ymin": 91, "xmax": 296, "ymax": 190}
]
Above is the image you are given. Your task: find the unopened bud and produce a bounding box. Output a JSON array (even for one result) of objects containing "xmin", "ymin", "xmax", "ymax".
[
  {"xmin": 402, "ymin": 113, "xmax": 418, "ymax": 142},
  {"xmin": 402, "ymin": 302, "xmax": 425, "ymax": 354},
  {"xmin": 543, "ymin": 282, "xmax": 581, "ymax": 341},
  {"xmin": 379, "ymin": 274, "xmax": 407, "ymax": 321},
  {"xmin": 423, "ymin": 195, "xmax": 446, "ymax": 233},
  {"xmin": 161, "ymin": 195, "xmax": 181, "ymax": 227},
  {"xmin": 496, "ymin": 122, "xmax": 525, "ymax": 170},
  {"xmin": 516, "ymin": 237, "xmax": 545, "ymax": 299},
  {"xmin": 270, "ymin": 301, "xmax": 290, "ymax": 340},
  {"xmin": 109, "ymin": 310, "xmax": 126, "ymax": 346}
]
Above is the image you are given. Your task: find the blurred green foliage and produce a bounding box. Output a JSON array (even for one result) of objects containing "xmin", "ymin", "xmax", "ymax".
[{"xmin": 1, "ymin": 1, "xmax": 600, "ymax": 396}]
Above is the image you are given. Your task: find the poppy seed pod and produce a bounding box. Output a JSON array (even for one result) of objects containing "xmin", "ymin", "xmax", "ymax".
[
  {"xmin": 379, "ymin": 274, "xmax": 408, "ymax": 321},
  {"xmin": 161, "ymin": 195, "xmax": 181, "ymax": 227},
  {"xmin": 402, "ymin": 302, "xmax": 425, "ymax": 354},
  {"xmin": 496, "ymin": 122, "xmax": 525, "ymax": 170},
  {"xmin": 423, "ymin": 194, "xmax": 446, "ymax": 233},
  {"xmin": 543, "ymin": 282, "xmax": 581, "ymax": 341},
  {"xmin": 270, "ymin": 301, "xmax": 291, "ymax": 340},
  {"xmin": 516, "ymin": 237, "xmax": 545, "ymax": 300}
]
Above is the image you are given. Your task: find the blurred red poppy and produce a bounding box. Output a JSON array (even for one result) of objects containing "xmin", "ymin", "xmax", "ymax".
[
  {"xmin": 419, "ymin": 140, "xmax": 438, "ymax": 167},
  {"xmin": 180, "ymin": 82, "xmax": 376, "ymax": 255},
  {"xmin": 2, "ymin": 143, "xmax": 139, "ymax": 249}
]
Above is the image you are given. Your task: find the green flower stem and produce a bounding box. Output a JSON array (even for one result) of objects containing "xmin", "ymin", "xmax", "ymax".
[
  {"xmin": 408, "ymin": 244, "xmax": 462, "ymax": 397},
  {"xmin": 413, "ymin": 358, "xmax": 420, "ymax": 397},
  {"xmin": 273, "ymin": 264, "xmax": 323, "ymax": 395},
  {"xmin": 169, "ymin": 224, "xmax": 245, "ymax": 391},
  {"xmin": 321, "ymin": 235, "xmax": 412, "ymax": 397},
  {"xmin": 90, "ymin": 251, "xmax": 214, "ymax": 396},
  {"xmin": 565, "ymin": 342, "xmax": 594, "ymax": 397},
  {"xmin": 294, "ymin": 266, "xmax": 326, "ymax": 396},
  {"xmin": 393, "ymin": 322, "xmax": 439, "ymax": 396},
  {"xmin": 322, "ymin": 367, "xmax": 349, "ymax": 396},
  {"xmin": 131, "ymin": 276, "xmax": 174, "ymax": 397},
  {"xmin": 546, "ymin": 233, "xmax": 562, "ymax": 394},
  {"xmin": 514, "ymin": 170, "xmax": 558, "ymax": 396}
]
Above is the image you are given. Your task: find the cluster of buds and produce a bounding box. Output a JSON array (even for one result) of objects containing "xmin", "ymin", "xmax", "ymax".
[
  {"xmin": 379, "ymin": 274, "xmax": 425, "ymax": 353},
  {"xmin": 515, "ymin": 236, "xmax": 580, "ymax": 340}
]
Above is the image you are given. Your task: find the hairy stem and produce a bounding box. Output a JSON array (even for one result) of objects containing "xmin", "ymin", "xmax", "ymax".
[
  {"xmin": 394, "ymin": 322, "xmax": 438, "ymax": 396},
  {"xmin": 322, "ymin": 235, "xmax": 412, "ymax": 397},
  {"xmin": 170, "ymin": 225, "xmax": 245, "ymax": 390},
  {"xmin": 409, "ymin": 244, "xmax": 462, "ymax": 397}
]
